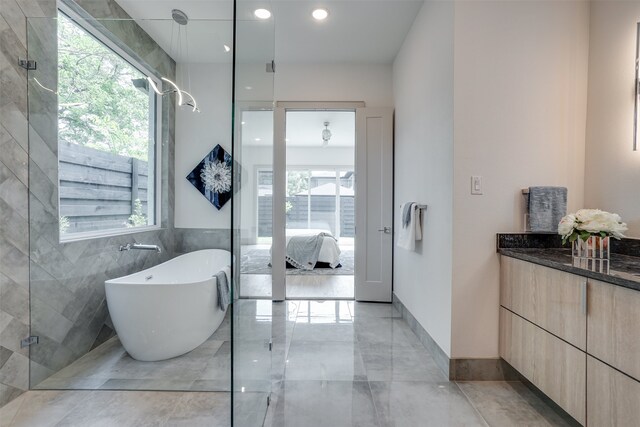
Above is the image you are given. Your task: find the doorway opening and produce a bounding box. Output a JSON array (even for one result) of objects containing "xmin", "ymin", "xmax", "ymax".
[
  {"xmin": 283, "ymin": 110, "xmax": 355, "ymax": 299},
  {"xmin": 239, "ymin": 109, "xmax": 356, "ymax": 299}
]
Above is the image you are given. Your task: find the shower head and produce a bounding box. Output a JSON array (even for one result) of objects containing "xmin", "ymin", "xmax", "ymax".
[{"xmin": 172, "ymin": 9, "xmax": 189, "ymax": 26}]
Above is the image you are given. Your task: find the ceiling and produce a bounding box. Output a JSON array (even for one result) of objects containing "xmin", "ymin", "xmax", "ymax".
[
  {"xmin": 241, "ymin": 110, "xmax": 356, "ymax": 147},
  {"xmin": 115, "ymin": 0, "xmax": 423, "ymax": 64}
]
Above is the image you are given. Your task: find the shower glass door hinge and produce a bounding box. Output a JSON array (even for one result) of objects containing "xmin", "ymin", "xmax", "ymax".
[
  {"xmin": 266, "ymin": 60, "xmax": 275, "ymax": 73},
  {"xmin": 268, "ymin": 339, "xmax": 273, "ymax": 351},
  {"xmin": 267, "ymin": 394, "xmax": 271, "ymax": 406},
  {"xmin": 18, "ymin": 59, "xmax": 37, "ymax": 70},
  {"xmin": 21, "ymin": 336, "xmax": 39, "ymax": 348}
]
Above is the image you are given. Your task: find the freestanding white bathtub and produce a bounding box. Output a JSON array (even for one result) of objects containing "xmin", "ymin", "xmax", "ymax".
[{"xmin": 105, "ymin": 249, "xmax": 230, "ymax": 361}]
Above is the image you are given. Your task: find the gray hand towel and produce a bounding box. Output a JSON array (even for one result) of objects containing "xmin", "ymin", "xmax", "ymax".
[
  {"xmin": 402, "ymin": 202, "xmax": 415, "ymax": 229},
  {"xmin": 528, "ymin": 186, "xmax": 567, "ymax": 233},
  {"xmin": 215, "ymin": 268, "xmax": 230, "ymax": 311}
]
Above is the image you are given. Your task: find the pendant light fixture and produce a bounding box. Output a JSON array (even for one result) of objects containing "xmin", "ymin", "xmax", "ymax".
[
  {"xmin": 147, "ymin": 9, "xmax": 199, "ymax": 112},
  {"xmin": 322, "ymin": 121, "xmax": 332, "ymax": 147}
]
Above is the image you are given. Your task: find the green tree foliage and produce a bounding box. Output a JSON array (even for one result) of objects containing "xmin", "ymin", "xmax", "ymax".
[
  {"xmin": 126, "ymin": 199, "xmax": 148, "ymax": 227},
  {"xmin": 58, "ymin": 13, "xmax": 151, "ymax": 160},
  {"xmin": 287, "ymin": 170, "xmax": 310, "ymax": 197}
]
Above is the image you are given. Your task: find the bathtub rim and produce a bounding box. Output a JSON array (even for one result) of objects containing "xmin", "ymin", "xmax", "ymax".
[{"xmin": 106, "ymin": 248, "xmax": 231, "ymax": 286}]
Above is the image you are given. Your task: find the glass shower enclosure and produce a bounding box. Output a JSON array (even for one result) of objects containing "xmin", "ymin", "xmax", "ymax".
[{"xmin": 23, "ymin": 0, "xmax": 274, "ymax": 424}]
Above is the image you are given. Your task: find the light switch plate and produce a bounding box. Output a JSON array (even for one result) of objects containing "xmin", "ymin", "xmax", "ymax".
[{"xmin": 471, "ymin": 176, "xmax": 483, "ymax": 195}]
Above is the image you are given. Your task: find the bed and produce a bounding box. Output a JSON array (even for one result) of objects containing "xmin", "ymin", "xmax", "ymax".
[{"xmin": 281, "ymin": 229, "xmax": 342, "ymax": 269}]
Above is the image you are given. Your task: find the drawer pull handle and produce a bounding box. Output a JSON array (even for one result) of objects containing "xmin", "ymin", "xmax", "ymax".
[{"xmin": 580, "ymin": 282, "xmax": 587, "ymax": 316}]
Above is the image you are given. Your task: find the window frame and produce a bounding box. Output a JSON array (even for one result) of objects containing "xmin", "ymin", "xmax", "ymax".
[{"xmin": 57, "ymin": 4, "xmax": 163, "ymax": 243}]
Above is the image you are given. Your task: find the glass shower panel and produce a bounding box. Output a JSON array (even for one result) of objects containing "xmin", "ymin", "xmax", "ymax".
[
  {"xmin": 26, "ymin": 12, "xmax": 236, "ymax": 407},
  {"xmin": 232, "ymin": 6, "xmax": 275, "ymax": 426}
]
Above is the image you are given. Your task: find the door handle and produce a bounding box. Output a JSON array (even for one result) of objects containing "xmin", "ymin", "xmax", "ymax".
[{"xmin": 378, "ymin": 227, "xmax": 391, "ymax": 234}]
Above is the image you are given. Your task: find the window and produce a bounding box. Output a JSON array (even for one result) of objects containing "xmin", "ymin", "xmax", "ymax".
[{"xmin": 57, "ymin": 9, "xmax": 160, "ymax": 240}]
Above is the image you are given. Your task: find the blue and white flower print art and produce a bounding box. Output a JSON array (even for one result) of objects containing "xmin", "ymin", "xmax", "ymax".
[{"xmin": 186, "ymin": 144, "xmax": 232, "ymax": 210}]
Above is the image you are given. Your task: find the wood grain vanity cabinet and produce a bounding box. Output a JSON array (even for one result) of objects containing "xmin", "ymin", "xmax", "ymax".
[
  {"xmin": 587, "ymin": 279, "xmax": 640, "ymax": 381},
  {"xmin": 587, "ymin": 356, "xmax": 640, "ymax": 427},
  {"xmin": 500, "ymin": 308, "xmax": 586, "ymax": 424},
  {"xmin": 501, "ymin": 257, "xmax": 587, "ymax": 349},
  {"xmin": 500, "ymin": 256, "xmax": 640, "ymax": 426}
]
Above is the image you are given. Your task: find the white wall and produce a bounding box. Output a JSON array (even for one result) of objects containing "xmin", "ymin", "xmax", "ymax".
[
  {"xmin": 393, "ymin": 0, "xmax": 455, "ymax": 356},
  {"xmin": 584, "ymin": 1, "xmax": 640, "ymax": 237},
  {"xmin": 451, "ymin": 0, "xmax": 590, "ymax": 358},
  {"xmin": 175, "ymin": 63, "xmax": 233, "ymax": 229},
  {"xmin": 177, "ymin": 62, "xmax": 391, "ymax": 232},
  {"xmin": 274, "ymin": 63, "xmax": 393, "ymax": 107}
]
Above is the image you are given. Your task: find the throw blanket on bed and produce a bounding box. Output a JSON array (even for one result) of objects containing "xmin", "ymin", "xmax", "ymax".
[{"xmin": 286, "ymin": 232, "xmax": 334, "ymax": 271}]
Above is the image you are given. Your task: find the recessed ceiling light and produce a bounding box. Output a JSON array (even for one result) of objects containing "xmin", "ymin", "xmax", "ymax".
[
  {"xmin": 255, "ymin": 138, "xmax": 261, "ymax": 142},
  {"xmin": 245, "ymin": 86, "xmax": 253, "ymax": 90},
  {"xmin": 254, "ymin": 8, "xmax": 271, "ymax": 19},
  {"xmin": 224, "ymin": 44, "xmax": 231, "ymax": 52},
  {"xmin": 241, "ymin": 121, "xmax": 246, "ymax": 125},
  {"xmin": 312, "ymin": 8, "xmax": 329, "ymax": 21}
]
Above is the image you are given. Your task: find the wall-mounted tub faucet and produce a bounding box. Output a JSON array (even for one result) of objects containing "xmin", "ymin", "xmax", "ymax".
[{"xmin": 119, "ymin": 243, "xmax": 162, "ymax": 253}]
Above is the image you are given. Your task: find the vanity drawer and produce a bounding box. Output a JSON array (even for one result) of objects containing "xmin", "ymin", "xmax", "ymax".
[
  {"xmin": 587, "ymin": 280, "xmax": 640, "ymax": 380},
  {"xmin": 500, "ymin": 308, "xmax": 586, "ymax": 425},
  {"xmin": 501, "ymin": 257, "xmax": 587, "ymax": 350},
  {"xmin": 587, "ymin": 356, "xmax": 640, "ymax": 427}
]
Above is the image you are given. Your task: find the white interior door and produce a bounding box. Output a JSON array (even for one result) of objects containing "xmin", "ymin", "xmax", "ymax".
[{"xmin": 355, "ymin": 108, "xmax": 394, "ymax": 302}]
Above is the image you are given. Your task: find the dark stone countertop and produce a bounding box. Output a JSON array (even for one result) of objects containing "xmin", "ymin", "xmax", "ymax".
[{"xmin": 499, "ymin": 248, "xmax": 640, "ymax": 292}]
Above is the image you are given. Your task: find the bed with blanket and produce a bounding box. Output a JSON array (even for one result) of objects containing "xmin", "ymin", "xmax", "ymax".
[{"xmin": 273, "ymin": 229, "xmax": 342, "ymax": 270}]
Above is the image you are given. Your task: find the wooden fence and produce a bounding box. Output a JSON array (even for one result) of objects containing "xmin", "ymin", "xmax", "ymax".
[
  {"xmin": 59, "ymin": 141, "xmax": 151, "ymax": 234},
  {"xmin": 258, "ymin": 195, "xmax": 355, "ymax": 238}
]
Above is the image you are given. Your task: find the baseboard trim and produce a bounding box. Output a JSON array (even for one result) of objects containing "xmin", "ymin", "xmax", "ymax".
[
  {"xmin": 392, "ymin": 293, "xmax": 519, "ymax": 381},
  {"xmin": 449, "ymin": 358, "xmax": 520, "ymax": 381},
  {"xmin": 392, "ymin": 293, "xmax": 451, "ymax": 377}
]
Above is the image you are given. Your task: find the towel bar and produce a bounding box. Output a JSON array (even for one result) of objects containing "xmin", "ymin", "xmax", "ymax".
[{"xmin": 400, "ymin": 204, "xmax": 428, "ymax": 210}]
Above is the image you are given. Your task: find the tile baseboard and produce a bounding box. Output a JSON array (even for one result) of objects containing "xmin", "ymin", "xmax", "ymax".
[
  {"xmin": 449, "ymin": 358, "xmax": 520, "ymax": 381},
  {"xmin": 392, "ymin": 293, "xmax": 450, "ymax": 377},
  {"xmin": 392, "ymin": 293, "xmax": 519, "ymax": 381}
]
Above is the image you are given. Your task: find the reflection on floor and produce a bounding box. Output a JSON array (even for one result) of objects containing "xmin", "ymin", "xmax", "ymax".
[
  {"xmin": 241, "ymin": 274, "xmax": 354, "ymax": 299},
  {"xmin": 287, "ymin": 275, "xmax": 354, "ymax": 299},
  {"xmin": 35, "ymin": 314, "xmax": 231, "ymax": 392},
  {"xmin": 2, "ymin": 300, "xmax": 577, "ymax": 427},
  {"xmin": 265, "ymin": 300, "xmax": 578, "ymax": 427}
]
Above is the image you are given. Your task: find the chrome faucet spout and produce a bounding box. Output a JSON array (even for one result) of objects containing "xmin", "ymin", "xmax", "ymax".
[{"xmin": 119, "ymin": 243, "xmax": 162, "ymax": 253}]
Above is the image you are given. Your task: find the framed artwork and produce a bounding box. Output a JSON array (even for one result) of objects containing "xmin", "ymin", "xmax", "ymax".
[{"xmin": 186, "ymin": 144, "xmax": 233, "ymax": 210}]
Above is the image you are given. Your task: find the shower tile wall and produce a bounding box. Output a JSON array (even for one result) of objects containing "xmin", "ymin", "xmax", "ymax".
[
  {"xmin": 26, "ymin": 0, "xmax": 178, "ymax": 388},
  {"xmin": 174, "ymin": 229, "xmax": 231, "ymax": 256},
  {"xmin": 0, "ymin": 0, "xmax": 55, "ymax": 408},
  {"xmin": 0, "ymin": 0, "xmax": 232, "ymax": 409}
]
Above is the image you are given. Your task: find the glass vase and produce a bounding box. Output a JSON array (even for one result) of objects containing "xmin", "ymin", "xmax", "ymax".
[{"xmin": 572, "ymin": 236, "xmax": 610, "ymax": 274}]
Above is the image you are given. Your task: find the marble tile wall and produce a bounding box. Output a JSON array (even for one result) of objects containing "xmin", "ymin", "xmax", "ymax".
[
  {"xmin": 26, "ymin": 0, "xmax": 179, "ymax": 388},
  {"xmin": 174, "ymin": 228, "xmax": 231, "ymax": 255},
  {"xmin": 0, "ymin": 0, "xmax": 233, "ymax": 409},
  {"xmin": 0, "ymin": 0, "xmax": 55, "ymax": 408}
]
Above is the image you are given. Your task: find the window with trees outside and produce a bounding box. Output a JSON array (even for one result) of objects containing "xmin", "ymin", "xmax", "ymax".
[{"xmin": 57, "ymin": 9, "xmax": 160, "ymax": 240}]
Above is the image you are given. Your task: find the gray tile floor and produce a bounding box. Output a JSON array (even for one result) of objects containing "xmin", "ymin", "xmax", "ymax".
[
  {"xmin": 240, "ymin": 275, "xmax": 355, "ymax": 299},
  {"xmin": 34, "ymin": 317, "xmax": 232, "ymax": 392},
  {"xmin": 264, "ymin": 300, "xmax": 577, "ymax": 427},
  {"xmin": 1, "ymin": 300, "xmax": 576, "ymax": 426}
]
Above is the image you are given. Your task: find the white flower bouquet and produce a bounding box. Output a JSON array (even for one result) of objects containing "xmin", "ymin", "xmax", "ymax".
[{"xmin": 558, "ymin": 209, "xmax": 628, "ymax": 245}]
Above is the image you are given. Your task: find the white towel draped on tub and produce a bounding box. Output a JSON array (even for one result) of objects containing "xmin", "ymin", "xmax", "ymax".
[{"xmin": 398, "ymin": 202, "xmax": 423, "ymax": 251}]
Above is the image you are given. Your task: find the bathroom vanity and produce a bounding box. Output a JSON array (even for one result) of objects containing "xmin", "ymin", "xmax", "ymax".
[{"xmin": 498, "ymin": 235, "xmax": 640, "ymax": 426}]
